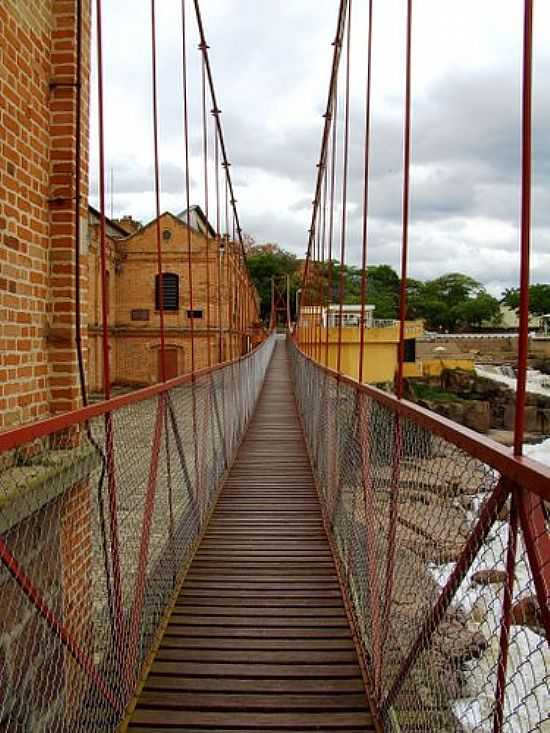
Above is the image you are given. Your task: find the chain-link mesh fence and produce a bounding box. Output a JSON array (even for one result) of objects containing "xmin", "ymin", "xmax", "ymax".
[
  {"xmin": 0, "ymin": 333, "xmax": 275, "ymax": 732},
  {"xmin": 288, "ymin": 338, "xmax": 549, "ymax": 733}
]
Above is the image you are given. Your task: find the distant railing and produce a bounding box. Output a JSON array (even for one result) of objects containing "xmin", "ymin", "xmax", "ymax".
[
  {"xmin": 0, "ymin": 333, "xmax": 275, "ymax": 731},
  {"xmin": 289, "ymin": 337, "xmax": 549, "ymax": 733}
]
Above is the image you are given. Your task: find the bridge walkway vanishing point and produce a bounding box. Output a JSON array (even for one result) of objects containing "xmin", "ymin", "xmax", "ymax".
[{"xmin": 127, "ymin": 339, "xmax": 376, "ymax": 731}]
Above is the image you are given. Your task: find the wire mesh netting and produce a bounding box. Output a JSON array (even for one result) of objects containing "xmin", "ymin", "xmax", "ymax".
[
  {"xmin": 288, "ymin": 338, "xmax": 549, "ymax": 733},
  {"xmin": 0, "ymin": 333, "xmax": 275, "ymax": 732}
]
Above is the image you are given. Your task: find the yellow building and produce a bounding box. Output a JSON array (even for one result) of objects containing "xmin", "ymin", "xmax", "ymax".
[{"xmin": 298, "ymin": 305, "xmax": 424, "ymax": 384}]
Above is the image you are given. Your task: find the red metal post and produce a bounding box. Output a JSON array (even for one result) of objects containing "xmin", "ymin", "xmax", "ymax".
[
  {"xmin": 396, "ymin": 0, "xmax": 413, "ymax": 400},
  {"xmin": 151, "ymin": 0, "xmax": 166, "ymax": 382},
  {"xmin": 492, "ymin": 488, "xmax": 519, "ymax": 733},
  {"xmin": 359, "ymin": 391, "xmax": 383, "ymax": 700},
  {"xmin": 517, "ymin": 490, "xmax": 550, "ymax": 643},
  {"xmin": 358, "ymin": 0, "xmax": 374, "ymax": 385},
  {"xmin": 336, "ymin": 0, "xmax": 352, "ymax": 377},
  {"xmin": 325, "ymin": 92, "xmax": 338, "ymax": 367},
  {"xmin": 381, "ymin": 479, "xmax": 510, "ymax": 715},
  {"xmin": 201, "ymin": 54, "xmax": 212, "ymax": 367},
  {"xmin": 514, "ymin": 0, "xmax": 534, "ymax": 456},
  {"xmin": 125, "ymin": 396, "xmax": 165, "ymax": 688},
  {"xmin": 74, "ymin": 0, "xmax": 87, "ymax": 406},
  {"xmin": 95, "ymin": 0, "xmax": 124, "ymax": 661},
  {"xmin": 0, "ymin": 538, "xmax": 122, "ymax": 712}
]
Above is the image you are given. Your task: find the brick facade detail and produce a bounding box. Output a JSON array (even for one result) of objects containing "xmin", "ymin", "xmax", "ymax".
[{"xmin": 0, "ymin": 0, "xmax": 91, "ymax": 430}]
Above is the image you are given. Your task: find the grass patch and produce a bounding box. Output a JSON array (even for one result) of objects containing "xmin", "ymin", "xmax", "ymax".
[{"xmin": 411, "ymin": 382, "xmax": 462, "ymax": 403}]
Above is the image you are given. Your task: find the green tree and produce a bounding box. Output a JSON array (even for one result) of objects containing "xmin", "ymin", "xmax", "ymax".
[
  {"xmin": 414, "ymin": 273, "xmax": 500, "ymax": 331},
  {"xmin": 246, "ymin": 244, "xmax": 300, "ymax": 321},
  {"xmin": 501, "ymin": 283, "xmax": 550, "ymax": 316}
]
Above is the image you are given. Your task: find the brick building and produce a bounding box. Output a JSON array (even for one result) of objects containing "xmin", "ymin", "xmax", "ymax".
[
  {"xmin": 86, "ymin": 207, "xmax": 263, "ymax": 393},
  {"xmin": 0, "ymin": 0, "xmax": 261, "ymax": 425},
  {"xmin": 0, "ymin": 0, "xmax": 91, "ymax": 430}
]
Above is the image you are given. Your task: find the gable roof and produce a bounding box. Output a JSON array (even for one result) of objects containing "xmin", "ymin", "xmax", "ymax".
[
  {"xmin": 88, "ymin": 205, "xmax": 133, "ymax": 238},
  {"xmin": 177, "ymin": 205, "xmax": 216, "ymax": 238}
]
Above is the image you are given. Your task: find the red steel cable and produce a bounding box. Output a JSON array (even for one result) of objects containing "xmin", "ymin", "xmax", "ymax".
[
  {"xmin": 514, "ymin": 0, "xmax": 534, "ymax": 456},
  {"xmin": 95, "ymin": 0, "xmax": 124, "ymax": 674},
  {"xmin": 396, "ymin": 0, "xmax": 413, "ymax": 399},
  {"xmin": 492, "ymin": 489, "xmax": 519, "ymax": 733},
  {"xmin": 215, "ymin": 125, "xmax": 221, "ymax": 238},
  {"xmin": 0, "ymin": 537, "xmax": 122, "ymax": 712},
  {"xmin": 96, "ymin": 0, "xmax": 112, "ymax": 402},
  {"xmin": 74, "ymin": 0, "xmax": 87, "ymax": 406},
  {"xmin": 201, "ymin": 54, "xmax": 212, "ymax": 367},
  {"xmin": 325, "ymin": 92, "xmax": 338, "ymax": 366},
  {"xmin": 336, "ymin": 0, "xmax": 352, "ymax": 376},
  {"xmin": 151, "ymin": 0, "xmax": 166, "ymax": 382},
  {"xmin": 358, "ymin": 0, "xmax": 374, "ymax": 385},
  {"xmin": 181, "ymin": 0, "xmax": 195, "ymax": 375},
  {"xmin": 300, "ymin": 0, "xmax": 348, "ymax": 325},
  {"xmin": 382, "ymin": 0, "xmax": 413, "ymax": 686}
]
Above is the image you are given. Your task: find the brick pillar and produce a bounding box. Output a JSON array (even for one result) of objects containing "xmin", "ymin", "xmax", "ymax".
[{"xmin": 47, "ymin": 0, "xmax": 91, "ymax": 415}]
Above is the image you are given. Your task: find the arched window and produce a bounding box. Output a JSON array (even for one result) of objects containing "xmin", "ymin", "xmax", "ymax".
[{"xmin": 155, "ymin": 273, "xmax": 179, "ymax": 311}]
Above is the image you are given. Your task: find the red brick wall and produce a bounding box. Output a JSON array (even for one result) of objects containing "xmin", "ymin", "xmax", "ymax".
[{"xmin": 0, "ymin": 0, "xmax": 91, "ymax": 430}]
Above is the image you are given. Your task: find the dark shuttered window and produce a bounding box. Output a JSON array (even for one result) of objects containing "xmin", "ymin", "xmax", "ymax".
[{"xmin": 155, "ymin": 273, "xmax": 179, "ymax": 311}]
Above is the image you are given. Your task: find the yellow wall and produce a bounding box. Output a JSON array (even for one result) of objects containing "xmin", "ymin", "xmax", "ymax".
[
  {"xmin": 421, "ymin": 358, "xmax": 475, "ymax": 377},
  {"xmin": 298, "ymin": 323, "xmax": 424, "ymax": 384}
]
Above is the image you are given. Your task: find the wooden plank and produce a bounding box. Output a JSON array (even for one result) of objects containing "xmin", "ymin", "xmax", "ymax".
[
  {"xmin": 157, "ymin": 637, "xmax": 355, "ymax": 650},
  {"xmin": 149, "ymin": 661, "xmax": 361, "ymax": 678},
  {"xmin": 143, "ymin": 675, "xmax": 365, "ymax": 694},
  {"xmin": 137, "ymin": 690, "xmax": 368, "ymax": 711},
  {"xmin": 172, "ymin": 606, "xmax": 346, "ymax": 617},
  {"xmin": 176, "ymin": 597, "xmax": 343, "ymax": 607},
  {"xmin": 168, "ymin": 615, "xmax": 349, "ymax": 627},
  {"xmin": 155, "ymin": 648, "xmax": 359, "ymax": 664},
  {"xmin": 163, "ymin": 625, "xmax": 355, "ymax": 639},
  {"xmin": 177, "ymin": 588, "xmax": 342, "ymax": 598},
  {"xmin": 129, "ymin": 340, "xmax": 373, "ymax": 731},
  {"xmin": 130, "ymin": 710, "xmax": 373, "ymax": 728}
]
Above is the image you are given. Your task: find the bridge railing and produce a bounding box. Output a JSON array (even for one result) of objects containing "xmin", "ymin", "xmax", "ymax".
[
  {"xmin": 0, "ymin": 332, "xmax": 275, "ymax": 731},
  {"xmin": 289, "ymin": 337, "xmax": 549, "ymax": 733}
]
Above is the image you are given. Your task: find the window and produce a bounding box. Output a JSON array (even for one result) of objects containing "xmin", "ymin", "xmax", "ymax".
[
  {"xmin": 187, "ymin": 309, "xmax": 203, "ymax": 320},
  {"xmin": 155, "ymin": 273, "xmax": 179, "ymax": 311},
  {"xmin": 404, "ymin": 338, "xmax": 416, "ymax": 363}
]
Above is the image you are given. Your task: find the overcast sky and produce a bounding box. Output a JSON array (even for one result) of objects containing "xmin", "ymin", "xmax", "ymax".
[{"xmin": 89, "ymin": 1, "xmax": 550, "ymax": 297}]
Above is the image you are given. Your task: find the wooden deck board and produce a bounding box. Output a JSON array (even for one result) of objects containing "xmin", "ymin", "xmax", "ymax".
[{"xmin": 129, "ymin": 339, "xmax": 373, "ymax": 732}]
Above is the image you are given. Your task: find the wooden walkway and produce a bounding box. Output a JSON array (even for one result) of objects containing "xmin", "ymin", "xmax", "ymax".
[{"xmin": 129, "ymin": 339, "xmax": 374, "ymax": 731}]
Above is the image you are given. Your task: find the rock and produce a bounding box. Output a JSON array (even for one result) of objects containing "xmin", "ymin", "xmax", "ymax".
[
  {"xmin": 540, "ymin": 409, "xmax": 550, "ymax": 433},
  {"xmin": 470, "ymin": 598, "xmax": 488, "ymax": 623},
  {"xmin": 471, "ymin": 569, "xmax": 508, "ymax": 585},
  {"xmin": 441, "ymin": 369, "xmax": 477, "ymax": 395},
  {"xmin": 503, "ymin": 404, "xmax": 539, "ymax": 432},
  {"xmin": 434, "ymin": 621, "xmax": 488, "ymax": 664},
  {"xmin": 511, "ymin": 595, "xmax": 543, "ymax": 635},
  {"xmin": 463, "ymin": 400, "xmax": 491, "ymax": 433}
]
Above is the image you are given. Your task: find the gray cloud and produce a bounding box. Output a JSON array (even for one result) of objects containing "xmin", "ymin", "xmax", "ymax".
[{"xmin": 90, "ymin": 1, "xmax": 550, "ymax": 296}]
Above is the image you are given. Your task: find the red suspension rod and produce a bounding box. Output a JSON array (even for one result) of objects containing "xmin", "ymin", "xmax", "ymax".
[
  {"xmin": 358, "ymin": 0, "xmax": 374, "ymax": 385},
  {"xmin": 396, "ymin": 0, "xmax": 413, "ymax": 400},
  {"xmin": 151, "ymin": 0, "xmax": 166, "ymax": 382},
  {"xmin": 514, "ymin": 0, "xmax": 534, "ymax": 455}
]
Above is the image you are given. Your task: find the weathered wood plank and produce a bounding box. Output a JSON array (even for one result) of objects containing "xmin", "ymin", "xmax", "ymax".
[{"xmin": 130, "ymin": 340, "xmax": 373, "ymax": 731}]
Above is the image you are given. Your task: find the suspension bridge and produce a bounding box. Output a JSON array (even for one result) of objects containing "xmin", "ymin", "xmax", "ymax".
[{"xmin": 0, "ymin": 1, "xmax": 548, "ymax": 732}]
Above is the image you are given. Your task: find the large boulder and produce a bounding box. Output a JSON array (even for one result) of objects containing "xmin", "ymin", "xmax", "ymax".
[
  {"xmin": 503, "ymin": 404, "xmax": 539, "ymax": 432},
  {"xmin": 463, "ymin": 400, "xmax": 491, "ymax": 433}
]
